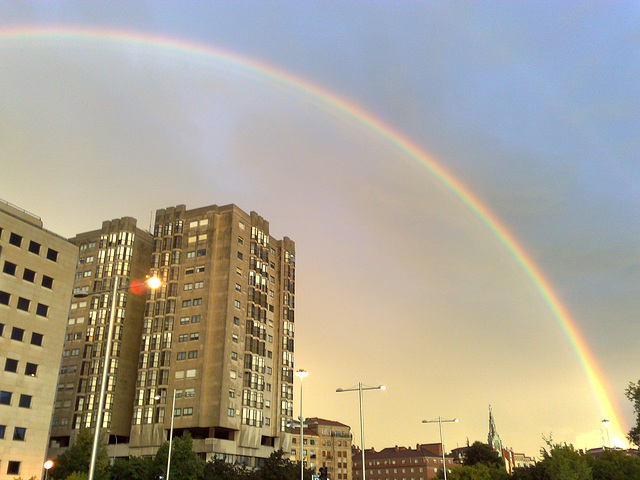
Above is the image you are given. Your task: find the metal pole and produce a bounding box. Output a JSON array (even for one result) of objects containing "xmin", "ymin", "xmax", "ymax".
[
  {"xmin": 167, "ymin": 389, "xmax": 176, "ymax": 480},
  {"xmin": 359, "ymin": 382, "xmax": 366, "ymax": 480},
  {"xmin": 88, "ymin": 276, "xmax": 119, "ymax": 480},
  {"xmin": 439, "ymin": 417, "xmax": 447, "ymax": 480},
  {"xmin": 300, "ymin": 377, "xmax": 304, "ymax": 480}
]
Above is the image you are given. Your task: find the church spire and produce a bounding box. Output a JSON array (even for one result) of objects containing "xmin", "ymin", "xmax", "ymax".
[{"xmin": 488, "ymin": 405, "xmax": 503, "ymax": 453}]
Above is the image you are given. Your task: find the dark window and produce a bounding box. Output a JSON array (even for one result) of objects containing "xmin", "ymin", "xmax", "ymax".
[
  {"xmin": 7, "ymin": 461, "xmax": 21, "ymax": 475},
  {"xmin": 197, "ymin": 249, "xmax": 206, "ymax": 256},
  {"xmin": 16, "ymin": 297, "xmax": 30, "ymax": 312},
  {"xmin": 0, "ymin": 323, "xmax": 4, "ymax": 335},
  {"xmin": 22, "ymin": 269, "xmax": 36, "ymax": 282},
  {"xmin": 0, "ymin": 424, "xmax": 5, "ymax": 438},
  {"xmin": 28, "ymin": 240, "xmax": 41, "ymax": 254},
  {"xmin": 13, "ymin": 427, "xmax": 26, "ymax": 441},
  {"xmin": 2, "ymin": 261, "xmax": 16, "ymax": 275},
  {"xmin": 11, "ymin": 327, "xmax": 24, "ymax": 341},
  {"xmin": 46, "ymin": 248, "xmax": 59, "ymax": 262},
  {"xmin": 31, "ymin": 332, "xmax": 43, "ymax": 346},
  {"xmin": 42, "ymin": 275, "xmax": 54, "ymax": 289},
  {"xmin": 4, "ymin": 358, "xmax": 18, "ymax": 373},
  {"xmin": 0, "ymin": 290, "xmax": 9, "ymax": 305},
  {"xmin": 25, "ymin": 363, "xmax": 38, "ymax": 376},
  {"xmin": 0, "ymin": 391, "xmax": 12, "ymax": 405},
  {"xmin": 237, "ymin": 252, "xmax": 243, "ymax": 260},
  {"xmin": 36, "ymin": 303, "xmax": 49, "ymax": 317},
  {"xmin": 18, "ymin": 394, "xmax": 32, "ymax": 408},
  {"xmin": 9, "ymin": 232, "xmax": 22, "ymax": 247}
]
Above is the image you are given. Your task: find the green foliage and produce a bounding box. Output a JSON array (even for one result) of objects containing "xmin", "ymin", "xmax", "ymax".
[
  {"xmin": 586, "ymin": 448, "xmax": 640, "ymax": 480},
  {"xmin": 152, "ymin": 433, "xmax": 204, "ymax": 480},
  {"xmin": 253, "ymin": 450, "xmax": 312, "ymax": 480},
  {"xmin": 109, "ymin": 455, "xmax": 154, "ymax": 480},
  {"xmin": 50, "ymin": 429, "xmax": 109, "ymax": 480},
  {"xmin": 447, "ymin": 463, "xmax": 509, "ymax": 480},
  {"xmin": 626, "ymin": 380, "xmax": 640, "ymax": 447},
  {"xmin": 203, "ymin": 458, "xmax": 252, "ymax": 480},
  {"xmin": 463, "ymin": 442, "xmax": 505, "ymax": 469},
  {"xmin": 64, "ymin": 473, "xmax": 88, "ymax": 480},
  {"xmin": 538, "ymin": 441, "xmax": 590, "ymax": 480}
]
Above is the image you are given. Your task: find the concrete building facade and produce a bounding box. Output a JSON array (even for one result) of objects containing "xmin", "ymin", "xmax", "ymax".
[
  {"xmin": 0, "ymin": 200, "xmax": 77, "ymax": 480},
  {"xmin": 48, "ymin": 217, "xmax": 153, "ymax": 457},
  {"xmin": 129, "ymin": 204, "xmax": 296, "ymax": 466}
]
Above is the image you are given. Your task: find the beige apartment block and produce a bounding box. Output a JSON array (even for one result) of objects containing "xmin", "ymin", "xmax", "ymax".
[
  {"xmin": 48, "ymin": 217, "xmax": 153, "ymax": 458},
  {"xmin": 0, "ymin": 200, "xmax": 77, "ymax": 480},
  {"xmin": 129, "ymin": 204, "xmax": 296, "ymax": 467},
  {"xmin": 291, "ymin": 418, "xmax": 353, "ymax": 479}
]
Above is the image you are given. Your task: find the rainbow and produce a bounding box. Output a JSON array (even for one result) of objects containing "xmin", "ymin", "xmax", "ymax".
[{"xmin": 1, "ymin": 26, "xmax": 627, "ymax": 444}]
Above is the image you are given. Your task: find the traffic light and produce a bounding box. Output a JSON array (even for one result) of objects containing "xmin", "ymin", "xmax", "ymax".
[{"xmin": 319, "ymin": 467, "xmax": 328, "ymax": 480}]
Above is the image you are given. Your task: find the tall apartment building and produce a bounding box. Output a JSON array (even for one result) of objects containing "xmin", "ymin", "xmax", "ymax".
[
  {"xmin": 49, "ymin": 217, "xmax": 153, "ymax": 455},
  {"xmin": 0, "ymin": 200, "xmax": 77, "ymax": 480},
  {"xmin": 129, "ymin": 204, "xmax": 296, "ymax": 466},
  {"xmin": 291, "ymin": 418, "xmax": 353, "ymax": 479}
]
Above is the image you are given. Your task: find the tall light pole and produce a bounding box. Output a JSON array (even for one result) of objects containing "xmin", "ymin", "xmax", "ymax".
[
  {"xmin": 43, "ymin": 460, "xmax": 54, "ymax": 480},
  {"xmin": 336, "ymin": 383, "xmax": 386, "ymax": 480},
  {"xmin": 601, "ymin": 419, "xmax": 611, "ymax": 448},
  {"xmin": 166, "ymin": 389, "xmax": 177, "ymax": 480},
  {"xmin": 78, "ymin": 275, "xmax": 161, "ymax": 480},
  {"xmin": 422, "ymin": 417, "xmax": 459, "ymax": 480},
  {"xmin": 296, "ymin": 370, "xmax": 308, "ymax": 480}
]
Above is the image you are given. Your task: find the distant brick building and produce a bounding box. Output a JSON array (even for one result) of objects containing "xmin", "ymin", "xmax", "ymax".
[{"xmin": 352, "ymin": 443, "xmax": 455, "ymax": 480}]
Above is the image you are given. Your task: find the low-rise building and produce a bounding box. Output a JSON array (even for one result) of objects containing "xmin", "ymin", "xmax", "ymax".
[{"xmin": 352, "ymin": 444, "xmax": 454, "ymax": 480}]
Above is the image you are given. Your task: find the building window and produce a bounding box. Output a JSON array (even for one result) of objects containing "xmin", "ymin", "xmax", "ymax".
[
  {"xmin": 13, "ymin": 427, "xmax": 26, "ymax": 441},
  {"xmin": 231, "ymin": 351, "xmax": 238, "ymax": 361},
  {"xmin": 42, "ymin": 275, "xmax": 54, "ymax": 289},
  {"xmin": 188, "ymin": 350, "xmax": 198, "ymax": 359},
  {"xmin": 186, "ymin": 369, "xmax": 196, "ymax": 378},
  {"xmin": 228, "ymin": 408, "xmax": 235, "ymax": 417},
  {"xmin": 0, "ymin": 391, "xmax": 12, "ymax": 405},
  {"xmin": 176, "ymin": 352, "xmax": 186, "ymax": 361},
  {"xmin": 186, "ymin": 251, "xmax": 195, "ymax": 259},
  {"xmin": 29, "ymin": 241, "xmax": 41, "ymax": 254},
  {"xmin": 9, "ymin": 232, "xmax": 22, "ymax": 247},
  {"xmin": 36, "ymin": 303, "xmax": 49, "ymax": 317},
  {"xmin": 25, "ymin": 363, "xmax": 38, "ymax": 376},
  {"xmin": 237, "ymin": 252, "xmax": 243, "ymax": 260},
  {"xmin": 178, "ymin": 334, "xmax": 188, "ymax": 342},
  {"xmin": 189, "ymin": 332, "xmax": 199, "ymax": 341},
  {"xmin": 3, "ymin": 261, "xmax": 16, "ymax": 275},
  {"xmin": 191, "ymin": 315, "xmax": 200, "ymax": 323},
  {"xmin": 47, "ymin": 248, "xmax": 59, "ymax": 262},
  {"xmin": 193, "ymin": 298, "xmax": 202, "ymax": 306},
  {"xmin": 7, "ymin": 461, "xmax": 20, "ymax": 475},
  {"xmin": 233, "ymin": 316, "xmax": 240, "ymax": 325},
  {"xmin": 5, "ymin": 359, "xmax": 18, "ymax": 373},
  {"xmin": 194, "ymin": 281, "xmax": 204, "ymax": 289},
  {"xmin": 23, "ymin": 268, "xmax": 36, "ymax": 282},
  {"xmin": 232, "ymin": 334, "xmax": 238, "ymax": 343},
  {"xmin": 0, "ymin": 290, "xmax": 9, "ymax": 305},
  {"xmin": 184, "ymin": 283, "xmax": 193, "ymax": 291},
  {"xmin": 18, "ymin": 394, "xmax": 32, "ymax": 408},
  {"xmin": 235, "ymin": 283, "xmax": 241, "ymax": 292},
  {"xmin": 183, "ymin": 407, "xmax": 193, "ymax": 416},
  {"xmin": 182, "ymin": 300, "xmax": 191, "ymax": 308},
  {"xmin": 234, "ymin": 300, "xmax": 240, "ymax": 309},
  {"xmin": 16, "ymin": 297, "xmax": 30, "ymax": 312},
  {"xmin": 0, "ymin": 424, "xmax": 5, "ymax": 438},
  {"xmin": 11, "ymin": 327, "xmax": 24, "ymax": 341}
]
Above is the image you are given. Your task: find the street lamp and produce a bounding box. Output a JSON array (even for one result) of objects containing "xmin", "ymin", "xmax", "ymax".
[
  {"xmin": 43, "ymin": 460, "xmax": 54, "ymax": 480},
  {"xmin": 76, "ymin": 275, "xmax": 161, "ymax": 480},
  {"xmin": 336, "ymin": 383, "xmax": 386, "ymax": 480},
  {"xmin": 295, "ymin": 370, "xmax": 308, "ymax": 480},
  {"xmin": 601, "ymin": 419, "xmax": 611, "ymax": 448},
  {"xmin": 422, "ymin": 417, "xmax": 459, "ymax": 480},
  {"xmin": 153, "ymin": 389, "xmax": 177, "ymax": 480}
]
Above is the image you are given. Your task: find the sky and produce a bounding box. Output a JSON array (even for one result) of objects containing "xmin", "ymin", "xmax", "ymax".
[{"xmin": 1, "ymin": 0, "xmax": 639, "ymax": 458}]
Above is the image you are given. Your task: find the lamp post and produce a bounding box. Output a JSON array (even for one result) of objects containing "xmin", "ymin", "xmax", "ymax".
[
  {"xmin": 422, "ymin": 417, "xmax": 459, "ymax": 480},
  {"xmin": 77, "ymin": 275, "xmax": 161, "ymax": 480},
  {"xmin": 336, "ymin": 383, "xmax": 386, "ymax": 480},
  {"xmin": 601, "ymin": 419, "xmax": 611, "ymax": 448},
  {"xmin": 166, "ymin": 389, "xmax": 177, "ymax": 480},
  {"xmin": 43, "ymin": 460, "xmax": 53, "ymax": 480},
  {"xmin": 295, "ymin": 370, "xmax": 308, "ymax": 480}
]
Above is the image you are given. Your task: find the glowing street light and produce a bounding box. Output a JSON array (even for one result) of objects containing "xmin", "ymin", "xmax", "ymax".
[
  {"xmin": 336, "ymin": 383, "xmax": 386, "ymax": 480},
  {"xmin": 43, "ymin": 460, "xmax": 54, "ymax": 480},
  {"xmin": 422, "ymin": 417, "xmax": 459, "ymax": 480},
  {"xmin": 76, "ymin": 275, "xmax": 161, "ymax": 480}
]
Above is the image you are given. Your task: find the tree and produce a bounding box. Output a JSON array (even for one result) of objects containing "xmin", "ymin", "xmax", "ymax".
[
  {"xmin": 109, "ymin": 456, "xmax": 155, "ymax": 480},
  {"xmin": 537, "ymin": 441, "xmax": 590, "ymax": 480},
  {"xmin": 586, "ymin": 448, "xmax": 640, "ymax": 480},
  {"xmin": 446, "ymin": 463, "xmax": 509, "ymax": 480},
  {"xmin": 203, "ymin": 458, "xmax": 252, "ymax": 480},
  {"xmin": 153, "ymin": 433, "xmax": 204, "ymax": 480},
  {"xmin": 626, "ymin": 380, "xmax": 640, "ymax": 447},
  {"xmin": 50, "ymin": 429, "xmax": 109, "ymax": 480},
  {"xmin": 463, "ymin": 442, "xmax": 505, "ymax": 469},
  {"xmin": 253, "ymin": 450, "xmax": 312, "ymax": 480}
]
